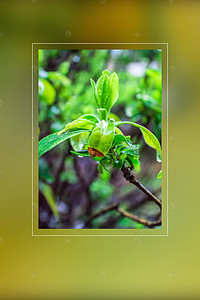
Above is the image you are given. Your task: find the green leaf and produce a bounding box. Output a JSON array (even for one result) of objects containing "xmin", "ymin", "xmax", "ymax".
[
  {"xmin": 39, "ymin": 181, "xmax": 59, "ymax": 219},
  {"xmin": 97, "ymin": 163, "xmax": 103, "ymax": 174},
  {"xmin": 115, "ymin": 145, "xmax": 127, "ymax": 156},
  {"xmin": 124, "ymin": 155, "xmax": 140, "ymax": 172},
  {"xmin": 47, "ymin": 71, "xmax": 70, "ymax": 88},
  {"xmin": 90, "ymin": 78, "xmax": 98, "ymax": 107},
  {"xmin": 124, "ymin": 158, "xmax": 131, "ymax": 167},
  {"xmin": 113, "ymin": 134, "xmax": 127, "ymax": 146},
  {"xmin": 116, "ymin": 121, "xmax": 161, "ymax": 160},
  {"xmin": 38, "ymin": 79, "xmax": 56, "ymax": 105},
  {"xmin": 115, "ymin": 127, "xmax": 123, "ymax": 135},
  {"xmin": 71, "ymin": 150, "xmax": 90, "ymax": 157},
  {"xmin": 97, "ymin": 108, "xmax": 107, "ymax": 121},
  {"xmin": 132, "ymin": 157, "xmax": 140, "ymax": 172},
  {"xmin": 157, "ymin": 169, "xmax": 162, "ymax": 179},
  {"xmin": 58, "ymin": 61, "xmax": 70, "ymax": 75},
  {"xmin": 88, "ymin": 120, "xmax": 115, "ymax": 156},
  {"xmin": 79, "ymin": 114, "xmax": 99, "ymax": 123},
  {"xmin": 96, "ymin": 73, "xmax": 110, "ymax": 108},
  {"xmin": 121, "ymin": 148, "xmax": 139, "ymax": 158},
  {"xmin": 91, "ymin": 156, "xmax": 104, "ymax": 162},
  {"xmin": 58, "ymin": 114, "xmax": 98, "ymax": 135},
  {"xmin": 100, "ymin": 158, "xmax": 113, "ymax": 171},
  {"xmin": 63, "ymin": 119, "xmax": 94, "ymax": 131},
  {"xmin": 38, "ymin": 129, "xmax": 91, "ymax": 158},
  {"xmin": 102, "ymin": 69, "xmax": 110, "ymax": 76},
  {"xmin": 70, "ymin": 131, "xmax": 90, "ymax": 151},
  {"xmin": 68, "ymin": 115, "xmax": 99, "ymax": 150},
  {"xmin": 106, "ymin": 72, "xmax": 119, "ymax": 112},
  {"xmin": 117, "ymin": 159, "xmax": 123, "ymax": 169},
  {"xmin": 109, "ymin": 112, "xmax": 121, "ymax": 122}
]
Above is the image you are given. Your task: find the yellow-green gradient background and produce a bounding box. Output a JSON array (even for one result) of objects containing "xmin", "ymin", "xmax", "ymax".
[{"xmin": 0, "ymin": 0, "xmax": 199, "ymax": 299}]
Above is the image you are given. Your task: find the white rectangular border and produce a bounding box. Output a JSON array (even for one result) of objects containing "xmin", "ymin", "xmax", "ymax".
[{"xmin": 32, "ymin": 43, "xmax": 168, "ymax": 237}]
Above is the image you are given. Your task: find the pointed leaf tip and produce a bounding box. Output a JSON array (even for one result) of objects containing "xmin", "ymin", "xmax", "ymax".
[{"xmin": 102, "ymin": 70, "xmax": 110, "ymax": 76}]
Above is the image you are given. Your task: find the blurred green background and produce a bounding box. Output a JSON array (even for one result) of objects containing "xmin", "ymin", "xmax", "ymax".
[
  {"xmin": 0, "ymin": 0, "xmax": 200, "ymax": 299},
  {"xmin": 38, "ymin": 49, "xmax": 162, "ymax": 229}
]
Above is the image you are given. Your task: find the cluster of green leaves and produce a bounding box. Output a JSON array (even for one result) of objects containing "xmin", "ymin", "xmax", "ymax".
[
  {"xmin": 39, "ymin": 69, "xmax": 162, "ymax": 178},
  {"xmin": 97, "ymin": 134, "xmax": 140, "ymax": 173}
]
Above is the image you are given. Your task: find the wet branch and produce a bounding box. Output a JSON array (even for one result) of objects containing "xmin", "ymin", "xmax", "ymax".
[
  {"xmin": 117, "ymin": 208, "xmax": 161, "ymax": 228},
  {"xmin": 84, "ymin": 165, "xmax": 162, "ymax": 228},
  {"xmin": 121, "ymin": 165, "xmax": 162, "ymax": 208},
  {"xmin": 84, "ymin": 202, "xmax": 161, "ymax": 228},
  {"xmin": 84, "ymin": 203, "xmax": 119, "ymax": 227}
]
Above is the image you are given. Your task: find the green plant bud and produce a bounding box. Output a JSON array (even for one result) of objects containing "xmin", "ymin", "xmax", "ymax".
[
  {"xmin": 102, "ymin": 69, "xmax": 110, "ymax": 76},
  {"xmin": 88, "ymin": 120, "xmax": 115, "ymax": 157},
  {"xmin": 90, "ymin": 70, "xmax": 119, "ymax": 113}
]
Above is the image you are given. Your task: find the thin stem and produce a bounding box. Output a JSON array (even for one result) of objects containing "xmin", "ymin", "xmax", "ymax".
[
  {"xmin": 117, "ymin": 208, "xmax": 161, "ymax": 228},
  {"xmin": 121, "ymin": 165, "xmax": 162, "ymax": 208},
  {"xmin": 84, "ymin": 165, "xmax": 162, "ymax": 229},
  {"xmin": 97, "ymin": 108, "xmax": 107, "ymax": 121},
  {"xmin": 84, "ymin": 202, "xmax": 161, "ymax": 228},
  {"xmin": 84, "ymin": 203, "xmax": 119, "ymax": 228}
]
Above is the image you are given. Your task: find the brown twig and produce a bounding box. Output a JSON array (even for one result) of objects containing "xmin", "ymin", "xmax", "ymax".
[
  {"xmin": 117, "ymin": 208, "xmax": 161, "ymax": 228},
  {"xmin": 121, "ymin": 165, "xmax": 162, "ymax": 208},
  {"xmin": 84, "ymin": 164, "xmax": 162, "ymax": 228},
  {"xmin": 84, "ymin": 203, "xmax": 119, "ymax": 228},
  {"xmin": 84, "ymin": 202, "xmax": 161, "ymax": 228}
]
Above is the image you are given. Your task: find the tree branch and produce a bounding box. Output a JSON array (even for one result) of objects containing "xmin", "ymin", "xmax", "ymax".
[
  {"xmin": 121, "ymin": 165, "xmax": 162, "ymax": 208},
  {"xmin": 84, "ymin": 165, "xmax": 162, "ymax": 228},
  {"xmin": 84, "ymin": 202, "xmax": 161, "ymax": 228},
  {"xmin": 117, "ymin": 207, "xmax": 161, "ymax": 228},
  {"xmin": 84, "ymin": 203, "xmax": 119, "ymax": 228}
]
